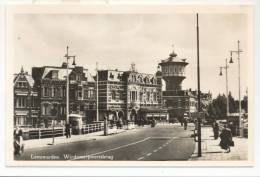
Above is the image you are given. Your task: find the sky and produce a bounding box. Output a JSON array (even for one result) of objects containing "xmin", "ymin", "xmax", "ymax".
[{"xmin": 13, "ymin": 13, "xmax": 250, "ymax": 99}]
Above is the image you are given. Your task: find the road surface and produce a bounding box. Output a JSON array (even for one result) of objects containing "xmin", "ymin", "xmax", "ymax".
[{"xmin": 15, "ymin": 124, "xmax": 196, "ymax": 161}]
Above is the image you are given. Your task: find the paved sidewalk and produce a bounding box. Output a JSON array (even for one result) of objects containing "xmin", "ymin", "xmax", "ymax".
[
  {"xmin": 190, "ymin": 126, "xmax": 248, "ymax": 161},
  {"xmin": 23, "ymin": 128, "xmax": 127, "ymax": 150}
]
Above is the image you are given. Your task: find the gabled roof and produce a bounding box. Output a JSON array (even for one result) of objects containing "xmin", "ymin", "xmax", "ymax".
[
  {"xmin": 25, "ymin": 74, "xmax": 35, "ymax": 87},
  {"xmin": 13, "ymin": 72, "xmax": 34, "ymax": 87}
]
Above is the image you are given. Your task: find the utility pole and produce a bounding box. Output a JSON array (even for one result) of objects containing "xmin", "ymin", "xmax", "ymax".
[{"xmin": 196, "ymin": 13, "xmax": 202, "ymax": 157}]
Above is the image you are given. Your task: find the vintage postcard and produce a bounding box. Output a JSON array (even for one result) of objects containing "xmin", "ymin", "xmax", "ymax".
[{"xmin": 5, "ymin": 4, "xmax": 253, "ymax": 166}]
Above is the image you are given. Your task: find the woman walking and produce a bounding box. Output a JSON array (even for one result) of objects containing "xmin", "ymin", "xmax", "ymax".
[{"xmin": 219, "ymin": 125, "xmax": 233, "ymax": 153}]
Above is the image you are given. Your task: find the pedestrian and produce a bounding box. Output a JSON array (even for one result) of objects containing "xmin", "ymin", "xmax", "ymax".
[
  {"xmin": 213, "ymin": 122, "xmax": 219, "ymax": 140},
  {"xmin": 65, "ymin": 123, "xmax": 71, "ymax": 138},
  {"xmin": 13, "ymin": 126, "xmax": 24, "ymax": 156},
  {"xmin": 219, "ymin": 125, "xmax": 234, "ymax": 153},
  {"xmin": 228, "ymin": 122, "xmax": 236, "ymax": 137},
  {"xmin": 183, "ymin": 118, "xmax": 187, "ymax": 130}
]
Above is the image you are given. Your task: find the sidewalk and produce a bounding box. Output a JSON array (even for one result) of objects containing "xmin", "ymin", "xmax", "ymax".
[
  {"xmin": 23, "ymin": 128, "xmax": 127, "ymax": 150},
  {"xmin": 190, "ymin": 126, "xmax": 248, "ymax": 161}
]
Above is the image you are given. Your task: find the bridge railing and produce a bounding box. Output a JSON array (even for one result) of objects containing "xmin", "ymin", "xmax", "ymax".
[{"xmin": 18, "ymin": 121, "xmax": 136, "ymax": 140}]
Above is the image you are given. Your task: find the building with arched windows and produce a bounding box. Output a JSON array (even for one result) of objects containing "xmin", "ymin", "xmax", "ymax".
[{"xmin": 97, "ymin": 67, "xmax": 168, "ymax": 124}]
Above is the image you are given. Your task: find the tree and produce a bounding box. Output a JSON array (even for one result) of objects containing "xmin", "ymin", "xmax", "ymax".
[{"xmin": 207, "ymin": 92, "xmax": 237, "ymax": 119}]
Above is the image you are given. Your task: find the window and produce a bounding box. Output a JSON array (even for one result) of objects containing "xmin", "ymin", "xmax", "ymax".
[
  {"xmin": 84, "ymin": 89, "xmax": 88, "ymax": 99},
  {"xmin": 43, "ymin": 87, "xmax": 48, "ymax": 97},
  {"xmin": 119, "ymin": 91, "xmax": 123, "ymax": 100},
  {"xmin": 42, "ymin": 104, "xmax": 48, "ymax": 115},
  {"xmin": 52, "ymin": 71, "xmax": 58, "ymax": 79},
  {"xmin": 78, "ymin": 88, "xmax": 82, "ymax": 99},
  {"xmin": 62, "ymin": 86, "xmax": 66, "ymax": 97},
  {"xmin": 146, "ymin": 92, "xmax": 150, "ymax": 102},
  {"xmin": 111, "ymin": 90, "xmax": 116, "ymax": 100},
  {"xmin": 109, "ymin": 73, "xmax": 114, "ymax": 79},
  {"xmin": 17, "ymin": 82, "xmax": 27, "ymax": 88},
  {"xmin": 31, "ymin": 97, "xmax": 34, "ymax": 107},
  {"xmin": 17, "ymin": 97, "xmax": 26, "ymax": 108},
  {"xmin": 153, "ymin": 92, "xmax": 157, "ymax": 102},
  {"xmin": 51, "ymin": 87, "xmax": 55, "ymax": 97},
  {"xmin": 76, "ymin": 75, "xmax": 81, "ymax": 81},
  {"xmin": 130, "ymin": 91, "xmax": 137, "ymax": 101},
  {"xmin": 140, "ymin": 92, "xmax": 143, "ymax": 102},
  {"xmin": 89, "ymin": 89, "xmax": 94, "ymax": 98}
]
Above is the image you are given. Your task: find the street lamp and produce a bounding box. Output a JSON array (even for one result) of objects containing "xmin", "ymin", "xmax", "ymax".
[
  {"xmin": 196, "ymin": 13, "xmax": 202, "ymax": 157},
  {"xmin": 96, "ymin": 62, "xmax": 99, "ymax": 122},
  {"xmin": 64, "ymin": 46, "xmax": 76, "ymax": 124},
  {"xmin": 219, "ymin": 58, "xmax": 230, "ymax": 117},
  {"xmin": 229, "ymin": 40, "xmax": 243, "ymax": 137}
]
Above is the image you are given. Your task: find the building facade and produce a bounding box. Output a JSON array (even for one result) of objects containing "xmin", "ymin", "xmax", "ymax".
[
  {"xmin": 97, "ymin": 66, "xmax": 168, "ymax": 124},
  {"xmin": 14, "ymin": 67, "xmax": 39, "ymax": 127},
  {"xmin": 32, "ymin": 63, "xmax": 96, "ymax": 127}
]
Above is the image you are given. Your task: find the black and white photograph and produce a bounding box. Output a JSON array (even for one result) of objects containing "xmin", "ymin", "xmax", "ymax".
[{"xmin": 6, "ymin": 4, "xmax": 253, "ymax": 166}]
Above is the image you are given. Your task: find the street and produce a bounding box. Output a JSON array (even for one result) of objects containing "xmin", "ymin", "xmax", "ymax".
[{"xmin": 15, "ymin": 124, "xmax": 196, "ymax": 161}]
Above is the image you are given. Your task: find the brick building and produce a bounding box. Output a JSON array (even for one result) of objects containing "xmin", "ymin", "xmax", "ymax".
[
  {"xmin": 97, "ymin": 65, "xmax": 168, "ymax": 124},
  {"xmin": 13, "ymin": 67, "xmax": 39, "ymax": 127},
  {"xmin": 32, "ymin": 63, "xmax": 96, "ymax": 127}
]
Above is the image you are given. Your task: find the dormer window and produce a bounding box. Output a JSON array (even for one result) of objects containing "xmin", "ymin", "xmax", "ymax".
[
  {"xmin": 76, "ymin": 75, "xmax": 80, "ymax": 81},
  {"xmin": 52, "ymin": 70, "xmax": 58, "ymax": 79},
  {"xmin": 117, "ymin": 74, "xmax": 122, "ymax": 80},
  {"xmin": 109, "ymin": 73, "xmax": 114, "ymax": 79}
]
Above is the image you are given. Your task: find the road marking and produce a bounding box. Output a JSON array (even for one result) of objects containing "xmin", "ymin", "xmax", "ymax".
[
  {"xmin": 146, "ymin": 153, "xmax": 152, "ymax": 157},
  {"xmin": 72, "ymin": 136, "xmax": 151, "ymax": 160},
  {"xmin": 150, "ymin": 137, "xmax": 172, "ymax": 140},
  {"xmin": 137, "ymin": 137, "xmax": 178, "ymax": 161},
  {"xmin": 137, "ymin": 156, "xmax": 145, "ymax": 160}
]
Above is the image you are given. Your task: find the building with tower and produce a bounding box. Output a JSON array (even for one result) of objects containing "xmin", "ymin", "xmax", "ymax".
[
  {"xmin": 159, "ymin": 49, "xmax": 193, "ymax": 122},
  {"xmin": 158, "ymin": 48, "xmax": 212, "ymax": 122}
]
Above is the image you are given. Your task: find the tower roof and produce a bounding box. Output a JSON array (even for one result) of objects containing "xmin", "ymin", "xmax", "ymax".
[{"xmin": 159, "ymin": 49, "xmax": 188, "ymax": 65}]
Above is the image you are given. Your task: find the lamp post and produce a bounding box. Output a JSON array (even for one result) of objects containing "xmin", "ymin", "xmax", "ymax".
[
  {"xmin": 96, "ymin": 62, "xmax": 99, "ymax": 122},
  {"xmin": 219, "ymin": 58, "xmax": 230, "ymax": 117},
  {"xmin": 196, "ymin": 13, "xmax": 202, "ymax": 157},
  {"xmin": 229, "ymin": 40, "xmax": 243, "ymax": 137},
  {"xmin": 64, "ymin": 46, "xmax": 76, "ymax": 124}
]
